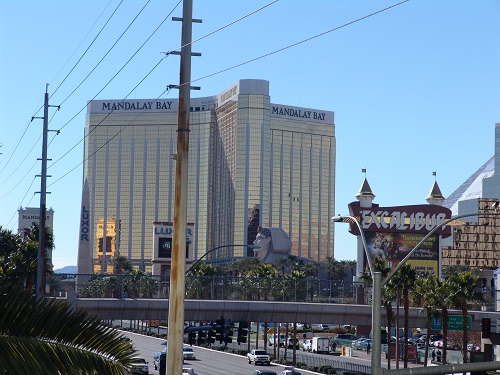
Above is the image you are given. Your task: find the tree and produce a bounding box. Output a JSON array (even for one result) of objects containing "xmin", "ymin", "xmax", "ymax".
[
  {"xmin": 0, "ymin": 224, "xmax": 54, "ymax": 292},
  {"xmin": 382, "ymin": 277, "xmax": 398, "ymax": 370},
  {"xmin": 320, "ymin": 257, "xmax": 355, "ymax": 280},
  {"xmin": 412, "ymin": 275, "xmax": 440, "ymax": 366},
  {"xmin": 112, "ymin": 255, "xmax": 133, "ymax": 274},
  {"xmin": 449, "ymin": 271, "xmax": 483, "ymax": 363},
  {"xmin": 432, "ymin": 278, "xmax": 453, "ymax": 365},
  {"xmin": 390, "ymin": 263, "xmax": 416, "ymax": 368},
  {"xmin": 0, "ymin": 281, "xmax": 137, "ymax": 374},
  {"xmin": 221, "ymin": 257, "xmax": 261, "ymax": 276}
]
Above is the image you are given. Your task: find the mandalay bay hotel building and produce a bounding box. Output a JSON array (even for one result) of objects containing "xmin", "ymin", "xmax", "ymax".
[{"xmin": 78, "ymin": 79, "xmax": 336, "ymax": 276}]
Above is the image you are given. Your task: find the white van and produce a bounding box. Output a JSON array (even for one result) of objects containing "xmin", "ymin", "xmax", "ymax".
[
  {"xmin": 309, "ymin": 337, "xmax": 330, "ymax": 354},
  {"xmin": 268, "ymin": 333, "xmax": 287, "ymax": 347}
]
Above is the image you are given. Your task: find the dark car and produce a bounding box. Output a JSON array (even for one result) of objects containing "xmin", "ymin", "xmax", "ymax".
[
  {"xmin": 153, "ymin": 351, "xmax": 165, "ymax": 371},
  {"xmin": 253, "ymin": 370, "xmax": 278, "ymax": 375}
]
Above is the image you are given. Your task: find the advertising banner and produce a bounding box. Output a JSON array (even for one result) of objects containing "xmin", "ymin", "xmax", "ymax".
[{"xmin": 364, "ymin": 231, "xmax": 439, "ymax": 276}]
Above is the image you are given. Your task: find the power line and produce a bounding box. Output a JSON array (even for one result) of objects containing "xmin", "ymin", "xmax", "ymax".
[
  {"xmin": 56, "ymin": 1, "xmax": 181, "ymax": 134},
  {"xmin": 50, "ymin": 0, "xmax": 126, "ymax": 100},
  {"xmin": 0, "ymin": 1, "xmax": 120, "ymax": 178},
  {"xmin": 57, "ymin": 0, "xmax": 152, "ymax": 107},
  {"xmin": 49, "ymin": 0, "xmax": 115, "ymax": 86},
  {"xmin": 49, "ymin": 86, "xmax": 171, "ymax": 188},
  {"xmin": 191, "ymin": 0, "xmax": 409, "ymax": 84}
]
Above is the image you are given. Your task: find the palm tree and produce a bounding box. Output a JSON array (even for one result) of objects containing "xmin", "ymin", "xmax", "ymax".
[
  {"xmin": 412, "ymin": 275, "xmax": 440, "ymax": 366},
  {"xmin": 449, "ymin": 271, "xmax": 483, "ymax": 363},
  {"xmin": 382, "ymin": 278, "xmax": 398, "ymax": 370},
  {"xmin": 433, "ymin": 277, "xmax": 454, "ymax": 365},
  {"xmin": 247, "ymin": 263, "xmax": 278, "ymax": 300},
  {"xmin": 390, "ymin": 263, "xmax": 416, "ymax": 368},
  {"xmin": 1, "ymin": 224, "xmax": 54, "ymax": 293},
  {"xmin": 0, "ymin": 281, "xmax": 137, "ymax": 374}
]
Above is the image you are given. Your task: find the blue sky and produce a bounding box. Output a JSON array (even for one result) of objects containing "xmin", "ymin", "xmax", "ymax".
[{"xmin": 1, "ymin": 0, "xmax": 499, "ymax": 270}]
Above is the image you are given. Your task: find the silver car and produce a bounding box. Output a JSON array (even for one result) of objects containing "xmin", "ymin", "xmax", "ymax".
[{"xmin": 183, "ymin": 346, "xmax": 196, "ymax": 360}]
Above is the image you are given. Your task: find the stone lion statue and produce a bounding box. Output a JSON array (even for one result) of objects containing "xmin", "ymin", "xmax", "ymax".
[{"xmin": 252, "ymin": 226, "xmax": 292, "ymax": 262}]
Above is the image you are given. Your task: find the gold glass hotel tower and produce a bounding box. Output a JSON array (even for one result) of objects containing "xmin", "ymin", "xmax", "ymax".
[{"xmin": 78, "ymin": 79, "xmax": 335, "ymax": 275}]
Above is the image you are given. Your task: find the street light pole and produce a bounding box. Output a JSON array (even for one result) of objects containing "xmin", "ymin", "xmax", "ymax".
[
  {"xmin": 331, "ymin": 215, "xmax": 381, "ymax": 374},
  {"xmin": 186, "ymin": 244, "xmax": 260, "ymax": 275},
  {"xmin": 332, "ymin": 211, "xmax": 498, "ymax": 375}
]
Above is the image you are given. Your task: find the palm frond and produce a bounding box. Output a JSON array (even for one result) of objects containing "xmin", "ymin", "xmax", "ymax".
[{"xmin": 0, "ymin": 281, "xmax": 137, "ymax": 374}]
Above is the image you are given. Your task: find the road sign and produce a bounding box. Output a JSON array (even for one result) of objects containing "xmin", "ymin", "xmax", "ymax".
[{"xmin": 431, "ymin": 315, "xmax": 471, "ymax": 331}]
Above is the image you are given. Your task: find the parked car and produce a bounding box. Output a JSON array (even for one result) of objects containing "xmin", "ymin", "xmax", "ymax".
[
  {"xmin": 315, "ymin": 324, "xmax": 330, "ymax": 331},
  {"xmin": 353, "ymin": 338, "xmax": 371, "ymax": 350},
  {"xmin": 183, "ymin": 346, "xmax": 196, "ymax": 360},
  {"xmin": 247, "ymin": 349, "xmax": 271, "ymax": 365},
  {"xmin": 130, "ymin": 356, "xmax": 149, "ymax": 375},
  {"xmin": 429, "ymin": 334, "xmax": 443, "ymax": 344},
  {"xmin": 351, "ymin": 338, "xmax": 369, "ymax": 349},
  {"xmin": 332, "ymin": 334, "xmax": 357, "ymax": 347}
]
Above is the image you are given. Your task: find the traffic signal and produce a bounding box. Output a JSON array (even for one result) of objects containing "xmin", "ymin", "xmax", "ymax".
[
  {"xmin": 224, "ymin": 325, "xmax": 233, "ymax": 344},
  {"xmin": 237, "ymin": 321, "xmax": 249, "ymax": 343},
  {"xmin": 207, "ymin": 327, "xmax": 216, "ymax": 344},
  {"xmin": 197, "ymin": 330, "xmax": 206, "ymax": 345},
  {"xmin": 215, "ymin": 318, "xmax": 225, "ymax": 342},
  {"xmin": 188, "ymin": 330, "xmax": 196, "ymax": 345},
  {"xmin": 482, "ymin": 317, "xmax": 491, "ymax": 338}
]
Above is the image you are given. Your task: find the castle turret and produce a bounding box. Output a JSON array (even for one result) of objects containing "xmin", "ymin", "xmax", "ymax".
[
  {"xmin": 426, "ymin": 181, "xmax": 445, "ymax": 206},
  {"xmin": 355, "ymin": 178, "xmax": 375, "ymax": 208}
]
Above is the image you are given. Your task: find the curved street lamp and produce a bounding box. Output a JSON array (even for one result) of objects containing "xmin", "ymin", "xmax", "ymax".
[
  {"xmin": 332, "ymin": 211, "xmax": 499, "ymax": 374},
  {"xmin": 186, "ymin": 244, "xmax": 260, "ymax": 275}
]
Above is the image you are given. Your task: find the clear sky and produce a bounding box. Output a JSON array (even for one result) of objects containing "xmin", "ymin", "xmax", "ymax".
[{"xmin": 1, "ymin": 0, "xmax": 499, "ymax": 270}]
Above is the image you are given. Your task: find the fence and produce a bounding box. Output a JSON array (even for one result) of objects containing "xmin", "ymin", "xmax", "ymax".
[
  {"xmin": 46, "ymin": 273, "xmax": 359, "ymax": 304},
  {"xmin": 45, "ymin": 273, "xmax": 497, "ymax": 311}
]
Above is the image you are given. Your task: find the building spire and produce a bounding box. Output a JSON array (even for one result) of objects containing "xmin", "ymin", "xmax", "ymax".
[
  {"xmin": 356, "ymin": 169, "xmax": 375, "ymax": 208},
  {"xmin": 426, "ymin": 172, "xmax": 445, "ymax": 206}
]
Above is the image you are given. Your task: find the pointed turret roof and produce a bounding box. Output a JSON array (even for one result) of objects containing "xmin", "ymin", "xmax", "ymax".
[
  {"xmin": 355, "ymin": 178, "xmax": 375, "ymax": 199},
  {"xmin": 426, "ymin": 181, "xmax": 445, "ymax": 205}
]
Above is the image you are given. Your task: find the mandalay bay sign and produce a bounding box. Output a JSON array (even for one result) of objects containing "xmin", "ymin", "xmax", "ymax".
[{"xmin": 348, "ymin": 202, "xmax": 452, "ymax": 276}]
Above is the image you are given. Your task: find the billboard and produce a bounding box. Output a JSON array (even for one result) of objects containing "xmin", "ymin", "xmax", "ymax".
[
  {"xmin": 347, "ymin": 201, "xmax": 452, "ymax": 276},
  {"xmin": 364, "ymin": 231, "xmax": 439, "ymax": 276}
]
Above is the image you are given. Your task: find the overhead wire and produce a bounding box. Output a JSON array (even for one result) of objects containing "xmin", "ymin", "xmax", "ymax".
[
  {"xmin": 57, "ymin": 0, "xmax": 152, "ymax": 107},
  {"xmin": 56, "ymin": 0, "xmax": 181, "ymax": 135},
  {"xmin": 191, "ymin": 0, "xmax": 410, "ymax": 85},
  {"xmin": 5, "ymin": 175, "xmax": 38, "ymax": 229},
  {"xmin": 49, "ymin": 0, "xmax": 115, "ymax": 86},
  {"xmin": 6, "ymin": 0, "xmax": 409, "ymax": 225},
  {"xmin": 50, "ymin": 0, "xmax": 407, "ymax": 185},
  {"xmin": 1, "ymin": 0, "xmax": 155, "ymax": 214},
  {"xmin": 50, "ymin": 0, "xmax": 126, "ymax": 100},
  {"xmin": 0, "ymin": 0, "xmax": 120, "ymax": 178},
  {"xmin": 49, "ymin": 85, "xmax": 172, "ymax": 188}
]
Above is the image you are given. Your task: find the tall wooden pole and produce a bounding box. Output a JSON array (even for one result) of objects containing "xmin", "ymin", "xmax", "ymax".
[{"xmin": 166, "ymin": 0, "xmax": 193, "ymax": 374}]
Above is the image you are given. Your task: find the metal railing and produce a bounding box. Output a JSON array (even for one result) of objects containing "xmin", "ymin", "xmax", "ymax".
[{"xmin": 45, "ymin": 273, "xmax": 497, "ymax": 311}]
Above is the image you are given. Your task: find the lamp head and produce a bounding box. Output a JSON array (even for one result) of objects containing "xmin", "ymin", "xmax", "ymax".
[{"xmin": 331, "ymin": 215, "xmax": 343, "ymax": 222}]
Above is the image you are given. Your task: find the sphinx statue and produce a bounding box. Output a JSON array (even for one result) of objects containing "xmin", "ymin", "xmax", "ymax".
[{"xmin": 252, "ymin": 226, "xmax": 292, "ymax": 263}]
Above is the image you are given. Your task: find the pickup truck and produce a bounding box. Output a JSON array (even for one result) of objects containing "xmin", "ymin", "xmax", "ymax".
[{"xmin": 247, "ymin": 349, "xmax": 271, "ymax": 365}]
